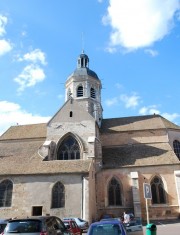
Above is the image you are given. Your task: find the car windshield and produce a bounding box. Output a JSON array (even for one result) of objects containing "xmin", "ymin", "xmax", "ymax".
[
  {"xmin": 5, "ymin": 220, "xmax": 41, "ymax": 233},
  {"xmin": 77, "ymin": 218, "xmax": 84, "ymax": 222},
  {"xmin": 90, "ymin": 224, "xmax": 121, "ymax": 235}
]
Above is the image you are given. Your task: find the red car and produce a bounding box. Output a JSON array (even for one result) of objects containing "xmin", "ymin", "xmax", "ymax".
[{"xmin": 63, "ymin": 219, "xmax": 82, "ymax": 235}]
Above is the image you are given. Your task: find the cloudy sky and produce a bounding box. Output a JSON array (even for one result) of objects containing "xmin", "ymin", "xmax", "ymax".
[{"xmin": 1, "ymin": 0, "xmax": 180, "ymax": 135}]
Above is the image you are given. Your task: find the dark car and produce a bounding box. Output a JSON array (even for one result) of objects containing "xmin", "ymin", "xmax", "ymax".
[
  {"xmin": 87, "ymin": 220, "xmax": 127, "ymax": 235},
  {"xmin": 3, "ymin": 216, "xmax": 72, "ymax": 235},
  {"xmin": 0, "ymin": 219, "xmax": 9, "ymax": 235},
  {"xmin": 63, "ymin": 219, "xmax": 82, "ymax": 235}
]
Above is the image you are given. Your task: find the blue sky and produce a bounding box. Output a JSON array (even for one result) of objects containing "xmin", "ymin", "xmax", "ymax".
[{"xmin": 1, "ymin": 0, "xmax": 180, "ymax": 135}]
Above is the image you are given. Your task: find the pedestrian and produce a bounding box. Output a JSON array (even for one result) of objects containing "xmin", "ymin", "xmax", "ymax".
[{"xmin": 123, "ymin": 211, "xmax": 130, "ymax": 223}]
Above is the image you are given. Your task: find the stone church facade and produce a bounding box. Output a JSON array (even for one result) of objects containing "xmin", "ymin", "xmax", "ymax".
[{"xmin": 0, "ymin": 52, "xmax": 180, "ymax": 222}]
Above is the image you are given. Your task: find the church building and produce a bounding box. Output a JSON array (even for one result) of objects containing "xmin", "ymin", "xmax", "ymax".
[{"xmin": 0, "ymin": 52, "xmax": 180, "ymax": 222}]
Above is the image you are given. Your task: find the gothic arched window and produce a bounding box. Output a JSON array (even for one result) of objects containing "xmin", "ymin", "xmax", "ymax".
[
  {"xmin": 151, "ymin": 176, "xmax": 166, "ymax": 204},
  {"xmin": 90, "ymin": 87, "xmax": 96, "ymax": 99},
  {"xmin": 0, "ymin": 179, "xmax": 13, "ymax": 207},
  {"xmin": 57, "ymin": 136, "xmax": 80, "ymax": 160},
  {"xmin": 108, "ymin": 177, "xmax": 122, "ymax": 206},
  {"xmin": 51, "ymin": 182, "xmax": 65, "ymax": 208},
  {"xmin": 173, "ymin": 140, "xmax": 180, "ymax": 160},
  {"xmin": 77, "ymin": 85, "xmax": 83, "ymax": 97}
]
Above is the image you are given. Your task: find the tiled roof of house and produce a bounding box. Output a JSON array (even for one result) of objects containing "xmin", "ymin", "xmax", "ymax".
[
  {"xmin": 0, "ymin": 124, "xmax": 92, "ymax": 175},
  {"xmin": 0, "ymin": 123, "xmax": 47, "ymax": 140},
  {"xmin": 102, "ymin": 142, "xmax": 179, "ymax": 168},
  {"xmin": 0, "ymin": 114, "xmax": 179, "ymax": 175},
  {"xmin": 100, "ymin": 115, "xmax": 180, "ymax": 133}
]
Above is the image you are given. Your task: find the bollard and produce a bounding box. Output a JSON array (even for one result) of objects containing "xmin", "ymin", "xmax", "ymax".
[{"xmin": 146, "ymin": 223, "xmax": 157, "ymax": 235}]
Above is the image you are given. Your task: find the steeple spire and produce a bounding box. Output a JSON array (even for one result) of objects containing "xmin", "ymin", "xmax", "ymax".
[{"xmin": 65, "ymin": 52, "xmax": 103, "ymax": 127}]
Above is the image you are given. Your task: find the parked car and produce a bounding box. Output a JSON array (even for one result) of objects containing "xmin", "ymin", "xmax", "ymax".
[
  {"xmin": 99, "ymin": 213, "xmax": 115, "ymax": 220},
  {"xmin": 3, "ymin": 216, "xmax": 72, "ymax": 235},
  {"xmin": 63, "ymin": 219, "xmax": 82, "ymax": 235},
  {"xmin": 100, "ymin": 218, "xmax": 122, "ymax": 222},
  {"xmin": 124, "ymin": 218, "xmax": 143, "ymax": 232},
  {"xmin": 63, "ymin": 218, "xmax": 88, "ymax": 232},
  {"xmin": 0, "ymin": 219, "xmax": 9, "ymax": 235},
  {"xmin": 87, "ymin": 220, "xmax": 127, "ymax": 235}
]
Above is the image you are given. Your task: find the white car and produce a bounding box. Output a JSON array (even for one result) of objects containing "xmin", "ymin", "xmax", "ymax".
[{"xmin": 63, "ymin": 217, "xmax": 88, "ymax": 231}]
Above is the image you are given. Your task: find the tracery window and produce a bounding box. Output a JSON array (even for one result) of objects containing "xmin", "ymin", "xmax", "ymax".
[
  {"xmin": 173, "ymin": 140, "xmax": 180, "ymax": 160},
  {"xmin": 0, "ymin": 179, "xmax": 13, "ymax": 207},
  {"xmin": 51, "ymin": 182, "xmax": 65, "ymax": 208},
  {"xmin": 77, "ymin": 85, "xmax": 83, "ymax": 97},
  {"xmin": 57, "ymin": 136, "xmax": 80, "ymax": 160},
  {"xmin": 151, "ymin": 176, "xmax": 166, "ymax": 204},
  {"xmin": 90, "ymin": 87, "xmax": 96, "ymax": 99},
  {"xmin": 108, "ymin": 177, "xmax": 122, "ymax": 206}
]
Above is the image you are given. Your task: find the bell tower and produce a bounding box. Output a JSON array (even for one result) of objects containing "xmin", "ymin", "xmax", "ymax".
[{"xmin": 65, "ymin": 51, "xmax": 103, "ymax": 127}]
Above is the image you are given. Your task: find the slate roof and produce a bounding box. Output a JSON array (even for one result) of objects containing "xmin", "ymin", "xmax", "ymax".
[
  {"xmin": 102, "ymin": 143, "xmax": 179, "ymax": 168},
  {"xmin": 100, "ymin": 114, "xmax": 180, "ymax": 133},
  {"xmin": 71, "ymin": 67, "xmax": 99, "ymax": 80}
]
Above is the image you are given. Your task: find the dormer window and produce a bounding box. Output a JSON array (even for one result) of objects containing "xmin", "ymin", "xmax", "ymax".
[
  {"xmin": 77, "ymin": 85, "xmax": 83, "ymax": 97},
  {"xmin": 90, "ymin": 87, "xmax": 96, "ymax": 99}
]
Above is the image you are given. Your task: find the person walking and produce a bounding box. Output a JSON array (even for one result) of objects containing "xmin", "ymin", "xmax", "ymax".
[{"xmin": 123, "ymin": 211, "xmax": 130, "ymax": 223}]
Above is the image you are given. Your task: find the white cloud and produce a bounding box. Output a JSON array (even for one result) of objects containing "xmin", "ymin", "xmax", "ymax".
[
  {"xmin": 15, "ymin": 48, "xmax": 47, "ymax": 92},
  {"xmin": 57, "ymin": 94, "xmax": 64, "ymax": 100},
  {"xmin": 103, "ymin": 0, "xmax": 180, "ymax": 51},
  {"xmin": 0, "ymin": 101, "xmax": 51, "ymax": 135},
  {"xmin": 14, "ymin": 64, "xmax": 46, "ymax": 92},
  {"xmin": 138, "ymin": 105, "xmax": 180, "ymax": 123},
  {"xmin": 105, "ymin": 93, "xmax": 141, "ymax": 108},
  {"xmin": 105, "ymin": 97, "xmax": 118, "ymax": 106},
  {"xmin": 115, "ymin": 83, "xmax": 124, "ymax": 89},
  {"xmin": 19, "ymin": 49, "xmax": 47, "ymax": 65},
  {"xmin": 0, "ymin": 15, "xmax": 12, "ymax": 56},
  {"xmin": 139, "ymin": 105, "xmax": 160, "ymax": 115},
  {"xmin": 120, "ymin": 94, "xmax": 140, "ymax": 108},
  {"xmin": 162, "ymin": 112, "xmax": 180, "ymax": 122},
  {"xmin": 0, "ymin": 39, "xmax": 12, "ymax": 56},
  {"xmin": 145, "ymin": 49, "xmax": 159, "ymax": 57},
  {"xmin": 0, "ymin": 15, "xmax": 8, "ymax": 36}
]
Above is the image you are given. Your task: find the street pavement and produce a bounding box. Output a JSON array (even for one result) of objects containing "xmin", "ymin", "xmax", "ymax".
[{"xmin": 142, "ymin": 221, "xmax": 180, "ymax": 235}]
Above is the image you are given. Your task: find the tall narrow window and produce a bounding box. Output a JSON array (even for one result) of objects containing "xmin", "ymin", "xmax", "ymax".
[
  {"xmin": 57, "ymin": 136, "xmax": 80, "ymax": 160},
  {"xmin": 151, "ymin": 176, "xmax": 166, "ymax": 204},
  {"xmin": 108, "ymin": 177, "xmax": 122, "ymax": 206},
  {"xmin": 90, "ymin": 87, "xmax": 96, "ymax": 99},
  {"xmin": 51, "ymin": 182, "xmax": 65, "ymax": 208},
  {"xmin": 173, "ymin": 140, "xmax": 180, "ymax": 160},
  {"xmin": 77, "ymin": 85, "xmax": 83, "ymax": 97},
  {"xmin": 67, "ymin": 88, "xmax": 72, "ymax": 99},
  {"xmin": 0, "ymin": 179, "xmax": 13, "ymax": 207}
]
